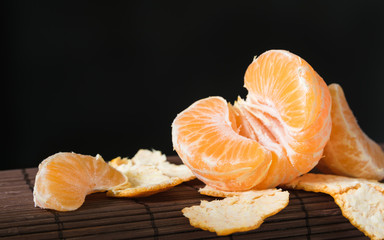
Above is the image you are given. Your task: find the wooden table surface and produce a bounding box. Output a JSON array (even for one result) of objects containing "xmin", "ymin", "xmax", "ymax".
[{"xmin": 0, "ymin": 155, "xmax": 376, "ymax": 240}]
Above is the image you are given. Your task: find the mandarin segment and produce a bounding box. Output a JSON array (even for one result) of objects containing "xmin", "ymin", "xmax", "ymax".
[
  {"xmin": 239, "ymin": 50, "xmax": 331, "ymax": 177},
  {"xmin": 172, "ymin": 50, "xmax": 331, "ymax": 191},
  {"xmin": 172, "ymin": 96, "xmax": 272, "ymax": 191},
  {"xmin": 244, "ymin": 50, "xmax": 324, "ymax": 130},
  {"xmin": 33, "ymin": 152, "xmax": 127, "ymax": 211},
  {"xmin": 317, "ymin": 83, "xmax": 384, "ymax": 180}
]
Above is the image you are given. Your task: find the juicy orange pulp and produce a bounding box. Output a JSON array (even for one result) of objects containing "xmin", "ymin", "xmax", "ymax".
[
  {"xmin": 172, "ymin": 50, "xmax": 332, "ymax": 191},
  {"xmin": 33, "ymin": 152, "xmax": 127, "ymax": 211},
  {"xmin": 317, "ymin": 83, "xmax": 384, "ymax": 180}
]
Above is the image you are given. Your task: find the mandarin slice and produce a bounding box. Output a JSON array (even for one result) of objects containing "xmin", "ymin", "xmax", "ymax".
[
  {"xmin": 172, "ymin": 50, "xmax": 332, "ymax": 191},
  {"xmin": 172, "ymin": 96, "xmax": 272, "ymax": 190},
  {"xmin": 317, "ymin": 83, "xmax": 384, "ymax": 180},
  {"xmin": 33, "ymin": 152, "xmax": 127, "ymax": 211}
]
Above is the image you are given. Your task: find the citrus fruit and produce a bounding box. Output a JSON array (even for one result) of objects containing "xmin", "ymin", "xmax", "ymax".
[
  {"xmin": 172, "ymin": 50, "xmax": 332, "ymax": 191},
  {"xmin": 33, "ymin": 152, "xmax": 127, "ymax": 211},
  {"xmin": 317, "ymin": 83, "xmax": 384, "ymax": 180}
]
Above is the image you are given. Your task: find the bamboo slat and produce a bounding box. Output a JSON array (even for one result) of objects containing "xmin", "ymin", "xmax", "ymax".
[{"xmin": 1, "ymin": 151, "xmax": 381, "ymax": 240}]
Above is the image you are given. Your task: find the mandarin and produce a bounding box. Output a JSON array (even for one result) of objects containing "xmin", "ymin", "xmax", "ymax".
[{"xmin": 172, "ymin": 50, "xmax": 332, "ymax": 191}]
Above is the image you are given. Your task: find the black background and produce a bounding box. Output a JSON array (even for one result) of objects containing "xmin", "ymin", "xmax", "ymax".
[{"xmin": 3, "ymin": 1, "xmax": 384, "ymax": 170}]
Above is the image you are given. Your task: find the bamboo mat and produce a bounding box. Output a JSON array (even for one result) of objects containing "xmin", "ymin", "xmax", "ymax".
[{"xmin": 0, "ymin": 155, "xmax": 377, "ymax": 240}]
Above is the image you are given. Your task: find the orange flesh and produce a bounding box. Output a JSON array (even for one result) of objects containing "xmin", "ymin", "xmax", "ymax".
[
  {"xmin": 33, "ymin": 152, "xmax": 127, "ymax": 211},
  {"xmin": 172, "ymin": 97, "xmax": 272, "ymax": 190},
  {"xmin": 318, "ymin": 84, "xmax": 384, "ymax": 180},
  {"xmin": 172, "ymin": 50, "xmax": 332, "ymax": 191}
]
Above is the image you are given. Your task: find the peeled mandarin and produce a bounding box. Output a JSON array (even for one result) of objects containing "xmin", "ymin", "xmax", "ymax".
[{"xmin": 172, "ymin": 50, "xmax": 332, "ymax": 191}]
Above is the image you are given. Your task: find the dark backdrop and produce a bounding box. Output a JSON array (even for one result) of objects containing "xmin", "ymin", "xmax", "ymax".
[{"xmin": 3, "ymin": 1, "xmax": 384, "ymax": 170}]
